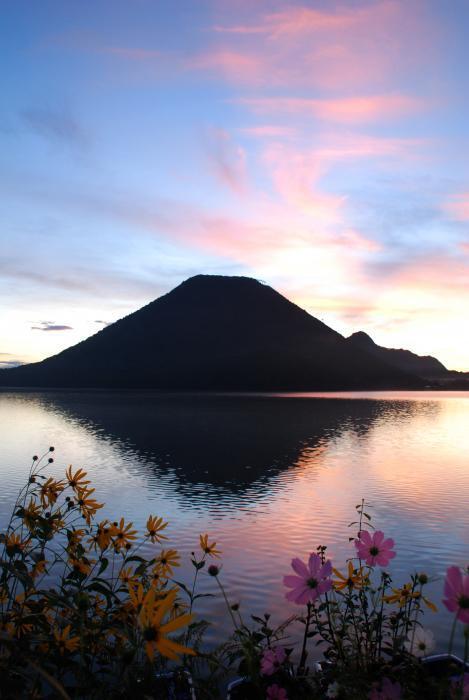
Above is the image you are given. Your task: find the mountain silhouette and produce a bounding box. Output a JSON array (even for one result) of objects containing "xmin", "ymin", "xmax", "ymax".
[
  {"xmin": 347, "ymin": 331, "xmax": 447, "ymax": 379},
  {"xmin": 0, "ymin": 275, "xmax": 424, "ymax": 390}
]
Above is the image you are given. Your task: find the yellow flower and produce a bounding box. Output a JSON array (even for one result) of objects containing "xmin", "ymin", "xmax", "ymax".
[
  {"xmin": 128, "ymin": 582, "xmax": 146, "ymax": 612},
  {"xmin": 199, "ymin": 533, "xmax": 222, "ymax": 558},
  {"xmin": 384, "ymin": 583, "xmax": 421, "ymax": 607},
  {"xmin": 75, "ymin": 487, "xmax": 103, "ymax": 524},
  {"xmin": 156, "ymin": 549, "xmax": 180, "ymax": 576},
  {"xmin": 88, "ymin": 520, "xmax": 112, "ymax": 551},
  {"xmin": 53, "ymin": 625, "xmax": 80, "ymax": 654},
  {"xmin": 40, "ymin": 477, "xmax": 65, "ymax": 508},
  {"xmin": 69, "ymin": 557, "xmax": 93, "ymax": 576},
  {"xmin": 150, "ymin": 563, "xmax": 167, "ymax": 588},
  {"xmin": 146, "ymin": 515, "xmax": 168, "ymax": 543},
  {"xmin": 413, "ymin": 590, "xmax": 438, "ymax": 612},
  {"xmin": 22, "ymin": 498, "xmax": 42, "ymax": 530},
  {"xmin": 67, "ymin": 528, "xmax": 86, "ymax": 550},
  {"xmin": 31, "ymin": 558, "xmax": 47, "ymax": 579},
  {"xmin": 4, "ymin": 532, "xmax": 29, "ymax": 556},
  {"xmin": 111, "ymin": 517, "xmax": 138, "ymax": 550},
  {"xmin": 119, "ymin": 566, "xmax": 139, "ymax": 587},
  {"xmin": 65, "ymin": 465, "xmax": 90, "ymax": 491},
  {"xmin": 138, "ymin": 588, "xmax": 195, "ymax": 661},
  {"xmin": 333, "ymin": 562, "xmax": 367, "ymax": 591}
]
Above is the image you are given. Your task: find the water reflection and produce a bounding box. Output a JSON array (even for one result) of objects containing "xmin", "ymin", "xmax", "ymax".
[
  {"xmin": 0, "ymin": 391, "xmax": 467, "ymax": 654},
  {"xmin": 20, "ymin": 392, "xmax": 439, "ymax": 498}
]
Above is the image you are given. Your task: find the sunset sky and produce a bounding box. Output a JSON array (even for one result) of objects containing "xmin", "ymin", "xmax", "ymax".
[{"xmin": 2, "ymin": 0, "xmax": 469, "ymax": 370}]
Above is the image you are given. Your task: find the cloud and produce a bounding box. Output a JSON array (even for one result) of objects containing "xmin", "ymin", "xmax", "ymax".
[
  {"xmin": 94, "ymin": 319, "xmax": 112, "ymax": 327},
  {"xmin": 190, "ymin": 1, "xmax": 435, "ymax": 91},
  {"xmin": 442, "ymin": 192, "xmax": 469, "ymax": 222},
  {"xmin": 206, "ymin": 128, "xmax": 247, "ymax": 194},
  {"xmin": 235, "ymin": 95, "xmax": 424, "ymax": 124},
  {"xmin": 31, "ymin": 321, "xmax": 73, "ymax": 331},
  {"xmin": 0, "ymin": 360, "xmax": 24, "ymax": 369},
  {"xmin": 21, "ymin": 107, "xmax": 88, "ymax": 147}
]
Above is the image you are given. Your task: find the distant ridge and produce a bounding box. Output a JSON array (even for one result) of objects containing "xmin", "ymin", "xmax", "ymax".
[
  {"xmin": 0, "ymin": 275, "xmax": 424, "ymax": 390},
  {"xmin": 346, "ymin": 331, "xmax": 448, "ymax": 379}
]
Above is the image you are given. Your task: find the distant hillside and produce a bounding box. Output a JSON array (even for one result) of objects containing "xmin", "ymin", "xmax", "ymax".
[
  {"xmin": 346, "ymin": 331, "xmax": 448, "ymax": 379},
  {"xmin": 0, "ymin": 275, "xmax": 423, "ymax": 390}
]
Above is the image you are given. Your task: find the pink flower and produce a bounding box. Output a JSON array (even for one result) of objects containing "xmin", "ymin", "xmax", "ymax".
[
  {"xmin": 261, "ymin": 647, "xmax": 286, "ymax": 676},
  {"xmin": 283, "ymin": 552, "xmax": 332, "ymax": 605},
  {"xmin": 355, "ymin": 530, "xmax": 396, "ymax": 567},
  {"xmin": 266, "ymin": 684, "xmax": 288, "ymax": 700},
  {"xmin": 369, "ymin": 678, "xmax": 402, "ymax": 700},
  {"xmin": 443, "ymin": 566, "xmax": 469, "ymax": 624}
]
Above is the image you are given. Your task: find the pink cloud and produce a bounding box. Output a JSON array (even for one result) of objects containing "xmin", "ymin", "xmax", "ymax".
[
  {"xmin": 235, "ymin": 95, "xmax": 424, "ymax": 124},
  {"xmin": 186, "ymin": 50, "xmax": 266, "ymax": 84},
  {"xmin": 443, "ymin": 193, "xmax": 469, "ymax": 222},
  {"xmin": 197, "ymin": 1, "xmax": 435, "ymax": 91},
  {"xmin": 206, "ymin": 128, "xmax": 247, "ymax": 194},
  {"xmin": 239, "ymin": 125, "xmax": 296, "ymax": 138}
]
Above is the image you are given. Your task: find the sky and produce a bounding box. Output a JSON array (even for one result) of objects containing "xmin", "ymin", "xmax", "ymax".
[{"xmin": 1, "ymin": 0, "xmax": 469, "ymax": 371}]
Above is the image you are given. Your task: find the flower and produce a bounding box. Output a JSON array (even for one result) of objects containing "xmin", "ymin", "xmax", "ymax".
[
  {"xmin": 145, "ymin": 515, "xmax": 168, "ymax": 543},
  {"xmin": 443, "ymin": 566, "xmax": 469, "ymax": 623},
  {"xmin": 111, "ymin": 517, "xmax": 138, "ymax": 550},
  {"xmin": 384, "ymin": 583, "xmax": 420, "ymax": 607},
  {"xmin": 333, "ymin": 561, "xmax": 367, "ymax": 591},
  {"xmin": 88, "ymin": 520, "xmax": 112, "ymax": 551},
  {"xmin": 69, "ymin": 557, "xmax": 92, "ymax": 576},
  {"xmin": 39, "ymin": 477, "xmax": 65, "ymax": 508},
  {"xmin": 261, "ymin": 646, "xmax": 286, "ymax": 675},
  {"xmin": 65, "ymin": 466, "xmax": 90, "ymax": 491},
  {"xmin": 404, "ymin": 627, "xmax": 435, "ymax": 657},
  {"xmin": 155, "ymin": 549, "xmax": 180, "ymax": 576},
  {"xmin": 119, "ymin": 566, "xmax": 139, "ymax": 587},
  {"xmin": 75, "ymin": 487, "xmax": 103, "ymax": 524},
  {"xmin": 138, "ymin": 588, "xmax": 194, "ymax": 660},
  {"xmin": 355, "ymin": 531, "xmax": 396, "ymax": 567},
  {"xmin": 52, "ymin": 625, "xmax": 80, "ymax": 654},
  {"xmin": 266, "ymin": 685, "xmax": 288, "ymax": 700},
  {"xmin": 199, "ymin": 533, "xmax": 222, "ymax": 558},
  {"xmin": 369, "ymin": 678, "xmax": 402, "ymax": 700},
  {"xmin": 283, "ymin": 553, "xmax": 332, "ymax": 605},
  {"xmin": 22, "ymin": 499, "xmax": 42, "ymax": 531}
]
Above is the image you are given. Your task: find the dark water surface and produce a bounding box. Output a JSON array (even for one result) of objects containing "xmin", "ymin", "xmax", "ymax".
[{"xmin": 1, "ymin": 391, "xmax": 468, "ymax": 654}]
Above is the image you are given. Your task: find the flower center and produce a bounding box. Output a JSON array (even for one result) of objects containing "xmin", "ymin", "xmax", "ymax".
[
  {"xmin": 369, "ymin": 546, "xmax": 379, "ymax": 556},
  {"xmin": 458, "ymin": 595, "xmax": 469, "ymax": 609},
  {"xmin": 143, "ymin": 626, "xmax": 159, "ymax": 642},
  {"xmin": 307, "ymin": 577, "xmax": 318, "ymax": 589}
]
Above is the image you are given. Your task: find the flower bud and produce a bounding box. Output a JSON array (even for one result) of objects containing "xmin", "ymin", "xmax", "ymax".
[
  {"xmin": 418, "ymin": 573, "xmax": 428, "ymax": 585},
  {"xmin": 208, "ymin": 564, "xmax": 220, "ymax": 577}
]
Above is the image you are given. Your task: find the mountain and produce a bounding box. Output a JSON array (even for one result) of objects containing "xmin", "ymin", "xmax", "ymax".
[
  {"xmin": 0, "ymin": 275, "xmax": 424, "ymax": 390},
  {"xmin": 346, "ymin": 331, "xmax": 447, "ymax": 379}
]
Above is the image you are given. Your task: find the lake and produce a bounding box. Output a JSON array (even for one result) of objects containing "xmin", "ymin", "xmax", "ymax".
[{"xmin": 0, "ymin": 390, "xmax": 468, "ymax": 656}]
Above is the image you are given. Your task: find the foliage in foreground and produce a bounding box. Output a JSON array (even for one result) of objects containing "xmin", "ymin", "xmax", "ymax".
[{"xmin": 0, "ymin": 449, "xmax": 468, "ymax": 699}]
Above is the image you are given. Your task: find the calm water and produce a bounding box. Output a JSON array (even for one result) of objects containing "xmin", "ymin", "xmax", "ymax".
[{"xmin": 0, "ymin": 390, "xmax": 468, "ymax": 656}]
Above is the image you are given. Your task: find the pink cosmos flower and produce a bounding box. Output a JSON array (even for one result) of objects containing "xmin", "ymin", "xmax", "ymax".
[
  {"xmin": 443, "ymin": 566, "xmax": 469, "ymax": 624},
  {"xmin": 261, "ymin": 647, "xmax": 286, "ymax": 676},
  {"xmin": 355, "ymin": 530, "xmax": 396, "ymax": 567},
  {"xmin": 369, "ymin": 678, "xmax": 402, "ymax": 700},
  {"xmin": 266, "ymin": 684, "xmax": 288, "ymax": 700},
  {"xmin": 283, "ymin": 552, "xmax": 332, "ymax": 605}
]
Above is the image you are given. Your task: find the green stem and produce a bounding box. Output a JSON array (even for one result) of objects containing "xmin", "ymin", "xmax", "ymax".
[
  {"xmin": 448, "ymin": 614, "xmax": 458, "ymax": 656},
  {"xmin": 298, "ymin": 602, "xmax": 312, "ymax": 674}
]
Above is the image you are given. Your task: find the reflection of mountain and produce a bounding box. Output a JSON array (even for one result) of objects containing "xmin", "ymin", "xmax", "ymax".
[{"xmin": 37, "ymin": 392, "xmax": 439, "ymax": 503}]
